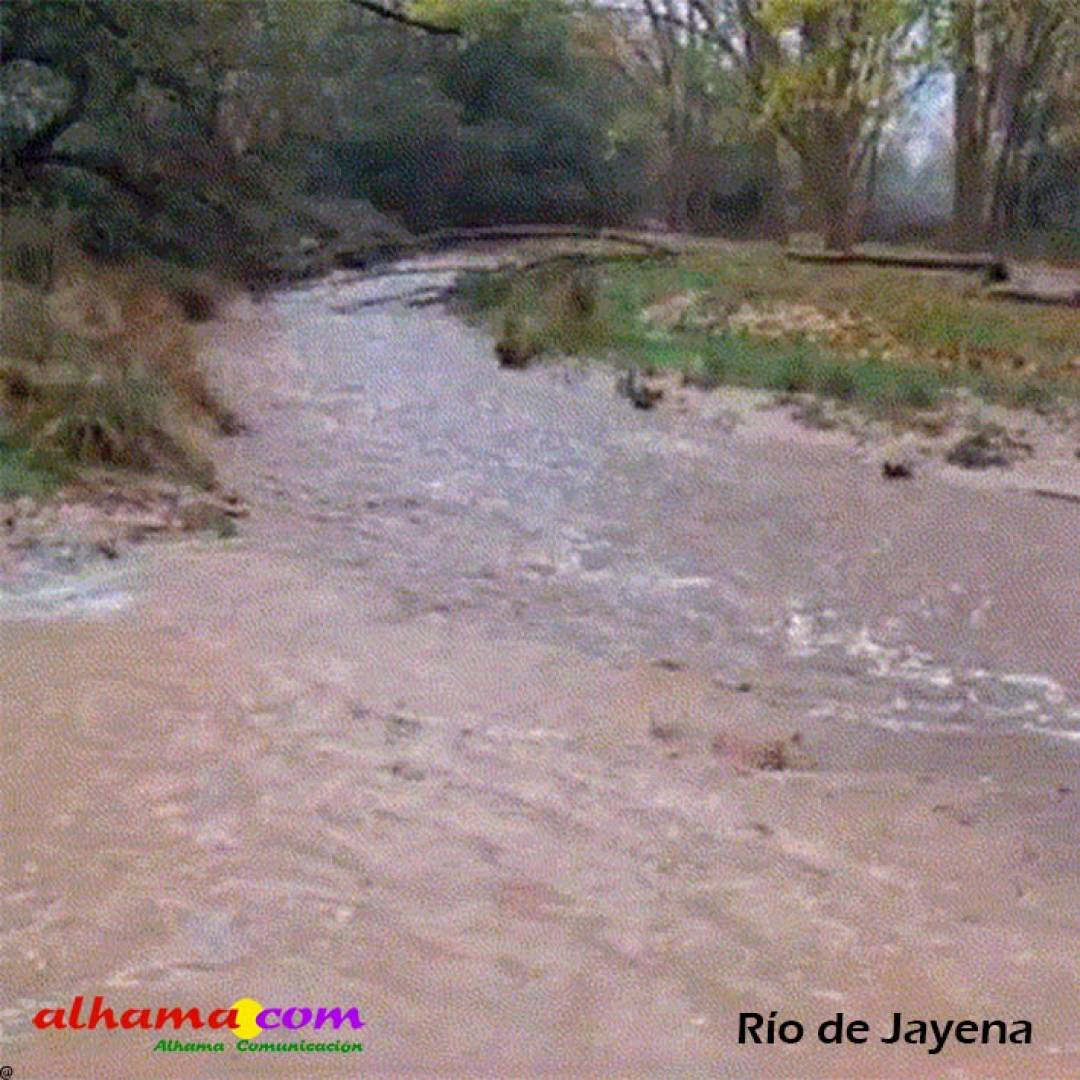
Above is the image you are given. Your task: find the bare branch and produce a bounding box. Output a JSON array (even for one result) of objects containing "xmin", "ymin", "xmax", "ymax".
[
  {"xmin": 22, "ymin": 149, "xmax": 161, "ymax": 204},
  {"xmin": 346, "ymin": 0, "xmax": 461, "ymax": 35}
]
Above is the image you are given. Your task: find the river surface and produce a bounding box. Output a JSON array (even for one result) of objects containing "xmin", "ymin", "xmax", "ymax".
[
  {"xmin": 2, "ymin": 263, "xmax": 1079, "ymax": 1077},
  {"xmin": 233, "ymin": 269, "xmax": 1079, "ymax": 742}
]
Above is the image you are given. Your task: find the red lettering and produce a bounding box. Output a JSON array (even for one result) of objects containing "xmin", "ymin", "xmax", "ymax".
[
  {"xmin": 155, "ymin": 1007, "xmax": 205, "ymax": 1030},
  {"xmin": 33, "ymin": 1008, "xmax": 66, "ymax": 1030},
  {"xmin": 68, "ymin": 995, "xmax": 86, "ymax": 1029},
  {"xmin": 121, "ymin": 1008, "xmax": 152, "ymax": 1029},
  {"xmin": 208, "ymin": 1008, "xmax": 239, "ymax": 1030},
  {"xmin": 86, "ymin": 996, "xmax": 118, "ymax": 1030}
]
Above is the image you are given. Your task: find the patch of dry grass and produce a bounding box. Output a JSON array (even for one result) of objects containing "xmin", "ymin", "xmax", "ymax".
[
  {"xmin": 2, "ymin": 363, "xmax": 214, "ymax": 484},
  {"xmin": 675, "ymin": 245, "xmax": 1080, "ymax": 386},
  {"xmin": 1, "ymin": 221, "xmax": 234, "ymax": 485},
  {"xmin": 484, "ymin": 262, "xmax": 606, "ymax": 365}
]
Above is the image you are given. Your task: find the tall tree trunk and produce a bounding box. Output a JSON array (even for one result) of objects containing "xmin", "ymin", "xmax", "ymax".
[
  {"xmin": 952, "ymin": 0, "xmax": 988, "ymax": 248},
  {"xmin": 812, "ymin": 122, "xmax": 856, "ymax": 252},
  {"xmin": 665, "ymin": 136, "xmax": 691, "ymax": 230},
  {"xmin": 822, "ymin": 183, "xmax": 855, "ymax": 252}
]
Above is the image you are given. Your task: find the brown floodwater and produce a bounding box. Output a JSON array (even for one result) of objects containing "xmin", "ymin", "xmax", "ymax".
[{"xmin": 2, "ymin": 264, "xmax": 1078, "ymax": 1077}]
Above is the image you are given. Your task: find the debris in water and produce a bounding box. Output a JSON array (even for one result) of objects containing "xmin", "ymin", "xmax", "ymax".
[
  {"xmin": 648, "ymin": 719, "xmax": 680, "ymax": 742},
  {"xmin": 711, "ymin": 731, "xmax": 807, "ymax": 772},
  {"xmin": 652, "ymin": 657, "xmax": 686, "ymax": 671}
]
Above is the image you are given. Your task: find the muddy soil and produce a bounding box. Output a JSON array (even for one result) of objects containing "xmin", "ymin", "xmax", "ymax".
[{"xmin": 2, "ymin": 261, "xmax": 1078, "ymax": 1078}]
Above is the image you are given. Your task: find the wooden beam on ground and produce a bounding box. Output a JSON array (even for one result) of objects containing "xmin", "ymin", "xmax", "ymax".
[
  {"xmin": 985, "ymin": 283, "xmax": 1080, "ymax": 307},
  {"xmin": 785, "ymin": 248, "xmax": 1002, "ymax": 273},
  {"xmin": 335, "ymin": 226, "xmax": 679, "ymax": 268},
  {"xmin": 411, "ymin": 225, "xmax": 678, "ymax": 252}
]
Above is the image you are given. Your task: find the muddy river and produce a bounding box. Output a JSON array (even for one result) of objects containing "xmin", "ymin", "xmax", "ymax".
[{"xmin": 2, "ymin": 265, "xmax": 1078, "ymax": 1077}]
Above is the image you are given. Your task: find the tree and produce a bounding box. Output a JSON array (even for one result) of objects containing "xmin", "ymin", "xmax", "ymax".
[
  {"xmin": 597, "ymin": 2, "xmax": 930, "ymax": 249},
  {"xmin": 593, "ymin": 1, "xmax": 788, "ymax": 235},
  {"xmin": 749, "ymin": 0, "xmax": 931, "ymax": 250},
  {"xmin": 1, "ymin": 1, "xmax": 407, "ymax": 267},
  {"xmin": 343, "ymin": 0, "xmax": 643, "ymax": 227},
  {"xmin": 1, "ymin": 1, "xmax": 276, "ymax": 263},
  {"xmin": 948, "ymin": 0, "xmax": 1079, "ymax": 248}
]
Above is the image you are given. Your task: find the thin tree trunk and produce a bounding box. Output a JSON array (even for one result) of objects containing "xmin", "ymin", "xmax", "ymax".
[
  {"xmin": 952, "ymin": 0, "xmax": 988, "ymax": 248},
  {"xmin": 760, "ymin": 133, "xmax": 789, "ymax": 242}
]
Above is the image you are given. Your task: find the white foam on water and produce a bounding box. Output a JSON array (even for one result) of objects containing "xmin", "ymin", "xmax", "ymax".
[
  {"xmin": 780, "ymin": 603, "xmax": 1079, "ymax": 744},
  {"xmin": 0, "ymin": 563, "xmax": 138, "ymax": 621},
  {"xmin": 1022, "ymin": 722, "xmax": 1080, "ymax": 743}
]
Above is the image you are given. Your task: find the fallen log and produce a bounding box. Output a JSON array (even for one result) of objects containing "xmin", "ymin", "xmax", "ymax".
[
  {"xmin": 1029, "ymin": 488, "xmax": 1080, "ymax": 505},
  {"xmin": 329, "ymin": 286, "xmax": 450, "ymax": 313},
  {"xmin": 414, "ymin": 224, "xmax": 678, "ymax": 252},
  {"xmin": 785, "ymin": 247, "xmax": 1080, "ymax": 306},
  {"xmin": 985, "ymin": 283, "xmax": 1080, "ymax": 307},
  {"xmin": 336, "ymin": 225, "xmax": 678, "ymax": 268},
  {"xmin": 347, "ymin": 248, "xmax": 676, "ymax": 286},
  {"xmin": 785, "ymin": 247, "xmax": 1003, "ymax": 273}
]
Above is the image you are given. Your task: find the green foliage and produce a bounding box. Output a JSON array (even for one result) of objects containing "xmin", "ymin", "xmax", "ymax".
[
  {"xmin": 411, "ymin": 0, "xmax": 565, "ymax": 35},
  {"xmin": 0, "ymin": 438, "xmax": 63, "ymax": 498},
  {"xmin": 322, "ymin": 0, "xmax": 641, "ymax": 229}
]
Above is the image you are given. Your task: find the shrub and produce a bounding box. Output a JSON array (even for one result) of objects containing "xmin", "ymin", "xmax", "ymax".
[
  {"xmin": 9, "ymin": 370, "xmax": 214, "ymax": 485},
  {"xmin": 0, "ymin": 438, "xmax": 64, "ymax": 498}
]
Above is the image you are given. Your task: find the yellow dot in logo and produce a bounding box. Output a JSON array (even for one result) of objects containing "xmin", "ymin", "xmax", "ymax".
[{"xmin": 230, "ymin": 997, "xmax": 265, "ymax": 1040}]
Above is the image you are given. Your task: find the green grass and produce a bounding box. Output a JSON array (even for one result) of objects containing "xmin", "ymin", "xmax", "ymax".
[
  {"xmin": 0, "ymin": 439, "xmax": 64, "ymax": 499},
  {"xmin": 458, "ymin": 245, "xmax": 1079, "ymax": 418},
  {"xmin": 610, "ymin": 327, "xmax": 946, "ymax": 414}
]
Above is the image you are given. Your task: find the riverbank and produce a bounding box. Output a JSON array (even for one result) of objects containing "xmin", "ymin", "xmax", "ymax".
[
  {"xmin": 457, "ymin": 242, "xmax": 1080, "ymax": 416},
  {"xmin": 3, "ymin": 260, "xmax": 1079, "ymax": 1077}
]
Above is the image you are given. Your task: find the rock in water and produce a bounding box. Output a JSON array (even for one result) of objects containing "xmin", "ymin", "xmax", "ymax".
[
  {"xmin": 880, "ymin": 435, "xmax": 918, "ymax": 480},
  {"xmin": 496, "ymin": 340, "xmax": 533, "ymax": 368},
  {"xmin": 617, "ymin": 368, "xmax": 663, "ymax": 410},
  {"xmin": 946, "ymin": 424, "xmax": 1031, "ymax": 470},
  {"xmin": 882, "ymin": 461, "xmax": 913, "ymax": 480}
]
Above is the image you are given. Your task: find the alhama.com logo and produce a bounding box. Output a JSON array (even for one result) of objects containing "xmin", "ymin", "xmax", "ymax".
[{"xmin": 32, "ymin": 995, "xmax": 365, "ymax": 1055}]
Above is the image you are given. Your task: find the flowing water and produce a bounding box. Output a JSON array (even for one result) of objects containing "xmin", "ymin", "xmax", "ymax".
[
  {"xmin": 2, "ymin": 264, "xmax": 1078, "ymax": 1077},
  {"xmin": 219, "ymin": 269, "xmax": 1080, "ymax": 741}
]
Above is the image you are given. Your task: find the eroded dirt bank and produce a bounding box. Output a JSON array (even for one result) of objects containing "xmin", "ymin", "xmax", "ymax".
[{"xmin": 2, "ymin": 265, "xmax": 1079, "ymax": 1078}]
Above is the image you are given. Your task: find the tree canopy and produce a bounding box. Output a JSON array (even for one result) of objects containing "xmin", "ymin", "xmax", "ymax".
[{"xmin": 2, "ymin": 0, "xmax": 1077, "ymax": 264}]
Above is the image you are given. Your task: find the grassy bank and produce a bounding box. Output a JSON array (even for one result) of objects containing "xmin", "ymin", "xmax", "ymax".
[
  {"xmin": 1, "ymin": 215, "xmax": 234, "ymax": 492},
  {"xmin": 458, "ymin": 244, "xmax": 1080, "ymax": 417}
]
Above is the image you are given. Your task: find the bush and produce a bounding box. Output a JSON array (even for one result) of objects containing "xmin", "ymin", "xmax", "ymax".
[
  {"xmin": 0, "ymin": 209, "xmax": 68, "ymax": 288},
  {"xmin": 17, "ymin": 374, "xmax": 211, "ymax": 481},
  {"xmin": 1, "ymin": 233, "xmax": 226, "ymax": 486},
  {"xmin": 489, "ymin": 262, "xmax": 606, "ymax": 362}
]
